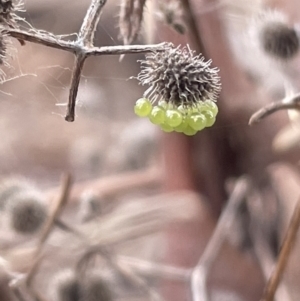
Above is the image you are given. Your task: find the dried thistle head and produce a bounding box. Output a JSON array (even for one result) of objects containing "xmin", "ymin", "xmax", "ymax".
[
  {"xmin": 0, "ymin": 0, "xmax": 24, "ymax": 26},
  {"xmin": 134, "ymin": 44, "xmax": 221, "ymax": 135},
  {"xmin": 6, "ymin": 191, "xmax": 47, "ymax": 234},
  {"xmin": 254, "ymin": 10, "xmax": 299, "ymax": 60}
]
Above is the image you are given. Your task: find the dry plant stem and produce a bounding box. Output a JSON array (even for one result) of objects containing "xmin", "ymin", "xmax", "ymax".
[
  {"xmin": 118, "ymin": 256, "xmax": 190, "ymax": 282},
  {"xmin": 79, "ymin": 0, "xmax": 107, "ymax": 45},
  {"xmin": 7, "ymin": 29, "xmax": 167, "ymax": 55},
  {"xmin": 191, "ymin": 177, "xmax": 251, "ymax": 301},
  {"xmin": 37, "ymin": 173, "xmax": 72, "ymax": 249},
  {"xmin": 47, "ymin": 166, "xmax": 161, "ymax": 201},
  {"xmin": 180, "ymin": 0, "xmax": 206, "ymax": 54},
  {"xmin": 10, "ymin": 285, "xmax": 28, "ymax": 301},
  {"xmin": 247, "ymin": 191, "xmax": 292, "ymax": 301},
  {"xmin": 26, "ymin": 174, "xmax": 72, "ymax": 288},
  {"xmin": 251, "ymin": 228, "xmax": 291, "ymax": 301},
  {"xmin": 262, "ymin": 197, "xmax": 300, "ymax": 301},
  {"xmin": 77, "ymin": 247, "xmax": 164, "ymax": 301},
  {"xmin": 249, "ymin": 94, "xmax": 300, "ymax": 125},
  {"xmin": 66, "ymin": 55, "xmax": 86, "ymax": 121}
]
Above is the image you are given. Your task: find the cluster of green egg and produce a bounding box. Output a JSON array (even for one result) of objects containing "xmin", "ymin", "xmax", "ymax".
[{"xmin": 134, "ymin": 98, "xmax": 218, "ymax": 136}]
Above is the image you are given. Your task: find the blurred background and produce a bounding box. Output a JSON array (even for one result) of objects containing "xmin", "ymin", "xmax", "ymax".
[{"xmin": 1, "ymin": 0, "xmax": 300, "ymax": 301}]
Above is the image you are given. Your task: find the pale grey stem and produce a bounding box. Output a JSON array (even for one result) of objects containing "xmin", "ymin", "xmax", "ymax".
[
  {"xmin": 7, "ymin": 29, "xmax": 77, "ymax": 53},
  {"xmin": 86, "ymin": 42, "xmax": 167, "ymax": 56},
  {"xmin": 249, "ymin": 93, "xmax": 300, "ymax": 125},
  {"xmin": 117, "ymin": 255, "xmax": 191, "ymax": 281},
  {"xmin": 190, "ymin": 177, "xmax": 251, "ymax": 301},
  {"xmin": 78, "ymin": 0, "xmax": 107, "ymax": 46}
]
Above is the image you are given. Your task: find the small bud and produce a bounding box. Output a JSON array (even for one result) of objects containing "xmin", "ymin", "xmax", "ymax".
[{"xmin": 6, "ymin": 191, "xmax": 47, "ymax": 234}]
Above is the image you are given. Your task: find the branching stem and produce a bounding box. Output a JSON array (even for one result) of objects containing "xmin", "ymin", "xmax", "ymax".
[{"xmin": 5, "ymin": 0, "xmax": 167, "ymax": 122}]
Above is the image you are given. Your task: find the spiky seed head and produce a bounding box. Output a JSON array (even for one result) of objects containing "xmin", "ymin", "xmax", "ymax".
[
  {"xmin": 6, "ymin": 191, "xmax": 47, "ymax": 234},
  {"xmin": 0, "ymin": 0, "xmax": 24, "ymax": 26},
  {"xmin": 82, "ymin": 274, "xmax": 112, "ymax": 301},
  {"xmin": 0, "ymin": 29, "xmax": 9, "ymax": 64},
  {"xmin": 51, "ymin": 270, "xmax": 82, "ymax": 301},
  {"xmin": 254, "ymin": 10, "xmax": 299, "ymax": 60},
  {"xmin": 137, "ymin": 44, "xmax": 221, "ymax": 108}
]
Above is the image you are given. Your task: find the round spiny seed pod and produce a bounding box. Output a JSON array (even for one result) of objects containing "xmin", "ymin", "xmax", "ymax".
[
  {"xmin": 254, "ymin": 10, "xmax": 299, "ymax": 60},
  {"xmin": 51, "ymin": 270, "xmax": 82, "ymax": 301},
  {"xmin": 82, "ymin": 274, "xmax": 112, "ymax": 301},
  {"xmin": 137, "ymin": 44, "xmax": 221, "ymax": 107},
  {"xmin": 135, "ymin": 44, "xmax": 221, "ymax": 135},
  {"xmin": 6, "ymin": 191, "xmax": 47, "ymax": 234}
]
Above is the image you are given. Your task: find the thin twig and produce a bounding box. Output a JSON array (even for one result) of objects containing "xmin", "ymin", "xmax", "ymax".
[
  {"xmin": 118, "ymin": 256, "xmax": 190, "ymax": 282},
  {"xmin": 78, "ymin": 0, "xmax": 107, "ymax": 45},
  {"xmin": 65, "ymin": 54, "xmax": 86, "ymax": 121},
  {"xmin": 249, "ymin": 93, "xmax": 300, "ymax": 125},
  {"xmin": 46, "ymin": 166, "xmax": 162, "ymax": 201},
  {"xmin": 25, "ymin": 174, "xmax": 72, "ymax": 288},
  {"xmin": 7, "ymin": 28, "xmax": 167, "ymax": 56},
  {"xmin": 37, "ymin": 173, "xmax": 72, "ymax": 249},
  {"xmin": 262, "ymin": 196, "xmax": 300, "ymax": 301},
  {"xmin": 77, "ymin": 246, "xmax": 164, "ymax": 301},
  {"xmin": 190, "ymin": 177, "xmax": 251, "ymax": 301},
  {"xmin": 86, "ymin": 42, "xmax": 167, "ymax": 56},
  {"xmin": 246, "ymin": 190, "xmax": 292, "ymax": 301}
]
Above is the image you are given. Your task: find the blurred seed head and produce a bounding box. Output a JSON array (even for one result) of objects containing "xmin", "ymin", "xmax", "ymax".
[
  {"xmin": 6, "ymin": 191, "xmax": 47, "ymax": 234},
  {"xmin": 0, "ymin": 178, "xmax": 31, "ymax": 209},
  {"xmin": 51, "ymin": 270, "xmax": 82, "ymax": 301},
  {"xmin": 82, "ymin": 273, "xmax": 112, "ymax": 301},
  {"xmin": 137, "ymin": 44, "xmax": 221, "ymax": 108},
  {"xmin": 254, "ymin": 10, "xmax": 299, "ymax": 60}
]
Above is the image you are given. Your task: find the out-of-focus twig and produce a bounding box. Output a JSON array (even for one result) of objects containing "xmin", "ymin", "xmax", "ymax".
[
  {"xmin": 118, "ymin": 256, "xmax": 190, "ymax": 282},
  {"xmin": 180, "ymin": 0, "xmax": 206, "ymax": 54},
  {"xmin": 246, "ymin": 190, "xmax": 292, "ymax": 301},
  {"xmin": 25, "ymin": 174, "xmax": 72, "ymax": 292},
  {"xmin": 262, "ymin": 197, "xmax": 300, "ymax": 301},
  {"xmin": 77, "ymin": 246, "xmax": 164, "ymax": 301},
  {"xmin": 249, "ymin": 93, "xmax": 300, "ymax": 125},
  {"xmin": 190, "ymin": 177, "xmax": 251, "ymax": 301},
  {"xmin": 47, "ymin": 166, "xmax": 162, "ymax": 201}
]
